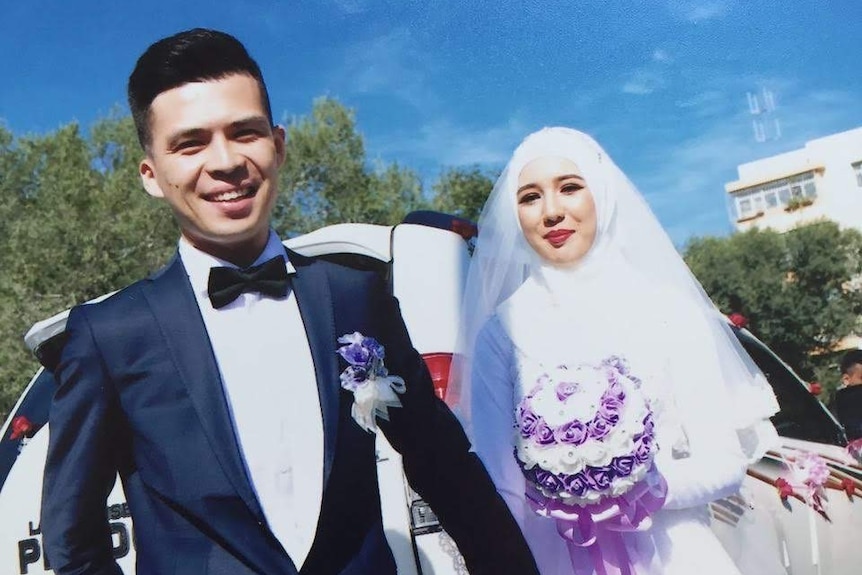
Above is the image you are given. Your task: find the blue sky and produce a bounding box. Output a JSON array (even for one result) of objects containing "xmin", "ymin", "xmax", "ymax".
[{"xmin": 2, "ymin": 0, "xmax": 860, "ymax": 245}]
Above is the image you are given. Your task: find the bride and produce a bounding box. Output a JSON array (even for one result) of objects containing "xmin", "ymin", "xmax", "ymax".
[{"xmin": 451, "ymin": 127, "xmax": 783, "ymax": 574}]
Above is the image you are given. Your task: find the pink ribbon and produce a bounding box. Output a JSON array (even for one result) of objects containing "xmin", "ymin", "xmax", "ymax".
[{"xmin": 526, "ymin": 472, "xmax": 667, "ymax": 575}]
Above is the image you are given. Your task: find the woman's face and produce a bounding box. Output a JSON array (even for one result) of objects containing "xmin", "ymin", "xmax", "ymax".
[{"xmin": 516, "ymin": 156, "xmax": 597, "ymax": 266}]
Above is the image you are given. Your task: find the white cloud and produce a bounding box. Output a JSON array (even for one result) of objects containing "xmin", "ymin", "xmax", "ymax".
[
  {"xmin": 375, "ymin": 117, "xmax": 530, "ymax": 168},
  {"xmin": 337, "ymin": 28, "xmax": 434, "ymax": 109},
  {"xmin": 623, "ymin": 70, "xmax": 664, "ymax": 95},
  {"xmin": 652, "ymin": 49, "xmax": 672, "ymax": 63},
  {"xmin": 667, "ymin": 1, "xmax": 734, "ymax": 23},
  {"xmin": 329, "ymin": 0, "xmax": 367, "ymax": 15}
]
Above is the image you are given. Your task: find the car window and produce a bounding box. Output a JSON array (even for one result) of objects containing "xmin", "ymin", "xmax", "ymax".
[{"xmin": 734, "ymin": 329, "xmax": 845, "ymax": 446}]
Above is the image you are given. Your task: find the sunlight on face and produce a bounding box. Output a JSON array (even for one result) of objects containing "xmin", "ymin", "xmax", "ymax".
[{"xmin": 516, "ymin": 156, "xmax": 597, "ymax": 267}]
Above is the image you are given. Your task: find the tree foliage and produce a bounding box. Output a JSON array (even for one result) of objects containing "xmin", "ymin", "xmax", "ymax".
[
  {"xmin": 275, "ymin": 97, "xmax": 427, "ymax": 235},
  {"xmin": 684, "ymin": 222, "xmax": 862, "ymax": 391},
  {"xmin": 0, "ymin": 117, "xmax": 176, "ymax": 419},
  {"xmin": 431, "ymin": 165, "xmax": 495, "ymax": 223}
]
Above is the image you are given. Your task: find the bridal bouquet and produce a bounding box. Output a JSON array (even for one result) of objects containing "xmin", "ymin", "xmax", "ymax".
[
  {"xmin": 514, "ymin": 356, "xmax": 666, "ymax": 571},
  {"xmin": 515, "ymin": 356, "xmax": 658, "ymax": 505}
]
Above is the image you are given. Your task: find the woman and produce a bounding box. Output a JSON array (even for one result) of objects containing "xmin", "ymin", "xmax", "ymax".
[{"xmin": 452, "ymin": 127, "xmax": 783, "ymax": 574}]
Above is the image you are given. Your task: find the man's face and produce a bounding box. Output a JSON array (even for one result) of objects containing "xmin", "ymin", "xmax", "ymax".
[
  {"xmin": 844, "ymin": 363, "xmax": 862, "ymax": 387},
  {"xmin": 139, "ymin": 73, "xmax": 285, "ymax": 265}
]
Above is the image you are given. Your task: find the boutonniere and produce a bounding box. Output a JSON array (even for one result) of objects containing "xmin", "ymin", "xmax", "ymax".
[{"xmin": 337, "ymin": 332, "xmax": 406, "ymax": 433}]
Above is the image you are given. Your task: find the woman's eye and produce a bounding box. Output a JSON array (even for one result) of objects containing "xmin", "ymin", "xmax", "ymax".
[
  {"xmin": 519, "ymin": 193, "xmax": 540, "ymax": 204},
  {"xmin": 561, "ymin": 183, "xmax": 582, "ymax": 194}
]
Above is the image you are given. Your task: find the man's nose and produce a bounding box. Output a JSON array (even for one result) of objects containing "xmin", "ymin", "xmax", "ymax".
[{"xmin": 206, "ymin": 136, "xmax": 243, "ymax": 174}]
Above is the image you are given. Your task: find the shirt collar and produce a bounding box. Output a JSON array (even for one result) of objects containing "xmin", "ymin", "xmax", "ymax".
[{"xmin": 178, "ymin": 230, "xmax": 296, "ymax": 299}]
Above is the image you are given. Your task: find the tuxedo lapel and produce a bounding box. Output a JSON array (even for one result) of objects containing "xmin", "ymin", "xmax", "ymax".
[
  {"xmin": 141, "ymin": 256, "xmax": 266, "ymax": 522},
  {"xmin": 287, "ymin": 250, "xmax": 340, "ymax": 487}
]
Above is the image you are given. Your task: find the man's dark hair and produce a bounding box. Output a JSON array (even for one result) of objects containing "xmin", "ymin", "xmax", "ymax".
[
  {"xmin": 841, "ymin": 349, "xmax": 862, "ymax": 376},
  {"xmin": 127, "ymin": 28, "xmax": 273, "ymax": 150}
]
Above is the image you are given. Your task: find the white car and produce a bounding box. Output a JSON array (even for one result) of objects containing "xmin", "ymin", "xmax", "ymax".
[{"xmin": 2, "ymin": 212, "xmax": 861, "ymax": 574}]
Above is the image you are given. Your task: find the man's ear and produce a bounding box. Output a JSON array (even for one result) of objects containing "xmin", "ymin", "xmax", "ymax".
[
  {"xmin": 140, "ymin": 157, "xmax": 164, "ymax": 199},
  {"xmin": 273, "ymin": 125, "xmax": 286, "ymax": 168}
]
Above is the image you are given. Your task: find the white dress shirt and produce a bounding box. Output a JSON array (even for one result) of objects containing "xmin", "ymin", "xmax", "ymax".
[{"xmin": 178, "ymin": 231, "xmax": 323, "ymax": 568}]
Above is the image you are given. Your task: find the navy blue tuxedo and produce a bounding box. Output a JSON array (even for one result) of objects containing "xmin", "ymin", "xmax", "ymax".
[{"xmin": 42, "ymin": 250, "xmax": 538, "ymax": 575}]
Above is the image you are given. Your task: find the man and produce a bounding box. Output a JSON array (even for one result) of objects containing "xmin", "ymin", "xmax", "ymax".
[
  {"xmin": 833, "ymin": 349, "xmax": 862, "ymax": 441},
  {"xmin": 41, "ymin": 28, "xmax": 538, "ymax": 575}
]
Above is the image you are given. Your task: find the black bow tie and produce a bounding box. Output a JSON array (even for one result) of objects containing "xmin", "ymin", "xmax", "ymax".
[{"xmin": 207, "ymin": 255, "xmax": 290, "ymax": 309}]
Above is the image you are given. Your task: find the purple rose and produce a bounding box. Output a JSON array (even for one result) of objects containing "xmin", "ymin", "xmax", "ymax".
[
  {"xmin": 599, "ymin": 396, "xmax": 624, "ymax": 424},
  {"xmin": 534, "ymin": 469, "xmax": 564, "ymax": 494},
  {"xmin": 587, "ymin": 414, "xmax": 612, "ymax": 441},
  {"xmin": 338, "ymin": 343, "xmax": 372, "ymax": 369},
  {"xmin": 554, "ymin": 419, "xmax": 589, "ymax": 445},
  {"xmin": 556, "ymin": 380, "xmax": 579, "ymax": 401},
  {"xmin": 362, "ymin": 336, "xmax": 385, "ymax": 361},
  {"xmin": 642, "ymin": 413, "xmax": 655, "ymax": 434},
  {"xmin": 634, "ymin": 434, "xmax": 655, "ymax": 464},
  {"xmin": 611, "ymin": 455, "xmax": 637, "ymax": 478},
  {"xmin": 339, "ymin": 366, "xmax": 369, "ymax": 391},
  {"xmin": 534, "ymin": 420, "xmax": 556, "ymax": 446},
  {"xmin": 563, "ymin": 472, "xmax": 590, "ymax": 497},
  {"xmin": 585, "ymin": 465, "xmax": 616, "ymax": 491},
  {"xmin": 607, "ymin": 381, "xmax": 626, "ymax": 401},
  {"xmin": 516, "ymin": 404, "xmax": 540, "ymax": 438}
]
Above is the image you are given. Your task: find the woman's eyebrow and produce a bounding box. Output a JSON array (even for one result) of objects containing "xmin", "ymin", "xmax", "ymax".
[{"xmin": 555, "ymin": 174, "xmax": 585, "ymax": 183}]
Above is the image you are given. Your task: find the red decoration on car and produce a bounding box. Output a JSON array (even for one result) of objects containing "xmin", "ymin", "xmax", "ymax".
[
  {"xmin": 841, "ymin": 478, "xmax": 856, "ymax": 498},
  {"xmin": 809, "ymin": 382, "xmax": 823, "ymax": 395},
  {"xmin": 9, "ymin": 415, "xmax": 35, "ymax": 441},
  {"xmin": 728, "ymin": 313, "xmax": 749, "ymax": 328},
  {"xmin": 775, "ymin": 477, "xmax": 794, "ymax": 499}
]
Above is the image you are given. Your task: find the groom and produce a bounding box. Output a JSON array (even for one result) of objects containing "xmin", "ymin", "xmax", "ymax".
[{"xmin": 41, "ymin": 28, "xmax": 537, "ymax": 575}]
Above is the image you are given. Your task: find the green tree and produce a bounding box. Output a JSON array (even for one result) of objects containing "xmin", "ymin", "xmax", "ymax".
[
  {"xmin": 431, "ymin": 166, "xmax": 495, "ymax": 222},
  {"xmin": 276, "ymin": 97, "xmax": 425, "ymax": 236},
  {"xmin": 684, "ymin": 221, "xmax": 862, "ymax": 390},
  {"xmin": 0, "ymin": 117, "xmax": 176, "ymax": 420}
]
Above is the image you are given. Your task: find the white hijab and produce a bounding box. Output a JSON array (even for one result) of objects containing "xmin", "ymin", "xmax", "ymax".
[{"xmin": 452, "ymin": 127, "xmax": 779, "ymax": 463}]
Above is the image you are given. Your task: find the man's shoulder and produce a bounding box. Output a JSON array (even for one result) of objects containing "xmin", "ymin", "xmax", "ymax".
[
  {"xmin": 70, "ymin": 256, "xmax": 180, "ymax": 324},
  {"xmin": 286, "ymin": 248, "xmax": 384, "ymax": 288}
]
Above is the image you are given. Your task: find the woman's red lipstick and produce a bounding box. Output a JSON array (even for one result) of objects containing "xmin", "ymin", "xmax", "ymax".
[{"xmin": 544, "ymin": 229, "xmax": 574, "ymax": 247}]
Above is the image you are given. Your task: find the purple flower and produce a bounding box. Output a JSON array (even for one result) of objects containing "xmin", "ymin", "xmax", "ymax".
[
  {"xmin": 338, "ymin": 342, "xmax": 372, "ymax": 369},
  {"xmin": 607, "ymin": 381, "xmax": 626, "ymax": 401},
  {"xmin": 339, "ymin": 366, "xmax": 369, "ymax": 391},
  {"xmin": 534, "ymin": 469, "xmax": 564, "ymax": 494},
  {"xmin": 611, "ymin": 455, "xmax": 637, "ymax": 478},
  {"xmin": 602, "ymin": 355, "xmax": 629, "ymax": 375},
  {"xmin": 587, "ymin": 414, "xmax": 612, "ymax": 441},
  {"xmin": 642, "ymin": 413, "xmax": 655, "ymax": 434},
  {"xmin": 554, "ymin": 419, "xmax": 589, "ymax": 445},
  {"xmin": 563, "ymin": 472, "xmax": 590, "ymax": 497},
  {"xmin": 634, "ymin": 434, "xmax": 655, "ymax": 464},
  {"xmin": 362, "ymin": 336, "xmax": 385, "ymax": 361},
  {"xmin": 599, "ymin": 396, "xmax": 624, "ymax": 425},
  {"xmin": 516, "ymin": 404, "xmax": 540, "ymax": 438},
  {"xmin": 585, "ymin": 465, "xmax": 616, "ymax": 491},
  {"xmin": 555, "ymin": 380, "xmax": 580, "ymax": 401},
  {"xmin": 534, "ymin": 420, "xmax": 556, "ymax": 446}
]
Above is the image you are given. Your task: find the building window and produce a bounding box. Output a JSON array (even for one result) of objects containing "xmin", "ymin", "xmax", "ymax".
[
  {"xmin": 733, "ymin": 171, "xmax": 817, "ymax": 219},
  {"xmin": 853, "ymin": 161, "xmax": 862, "ymax": 187}
]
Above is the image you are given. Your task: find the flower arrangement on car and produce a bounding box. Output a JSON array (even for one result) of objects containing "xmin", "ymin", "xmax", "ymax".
[{"xmin": 514, "ymin": 356, "xmax": 667, "ymax": 568}]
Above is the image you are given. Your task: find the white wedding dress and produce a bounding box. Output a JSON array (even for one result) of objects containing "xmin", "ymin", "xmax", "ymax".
[{"xmin": 470, "ymin": 261, "xmax": 752, "ymax": 575}]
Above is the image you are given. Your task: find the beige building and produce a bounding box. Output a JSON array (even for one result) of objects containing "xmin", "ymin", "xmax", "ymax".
[{"xmin": 726, "ymin": 127, "xmax": 862, "ymax": 233}]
